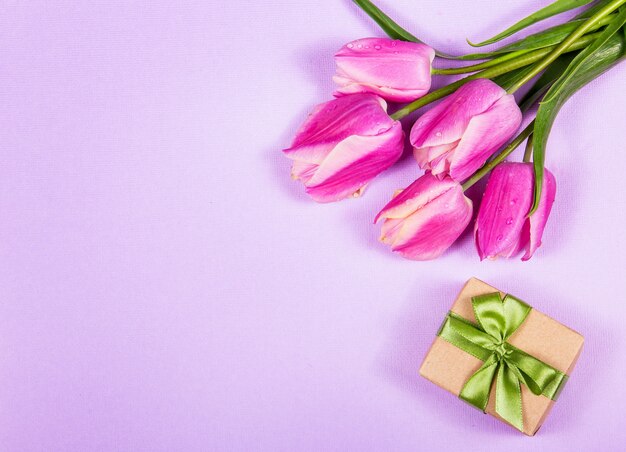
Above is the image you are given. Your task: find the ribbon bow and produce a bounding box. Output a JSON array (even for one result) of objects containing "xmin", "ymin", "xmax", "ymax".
[{"xmin": 438, "ymin": 292, "xmax": 568, "ymax": 432}]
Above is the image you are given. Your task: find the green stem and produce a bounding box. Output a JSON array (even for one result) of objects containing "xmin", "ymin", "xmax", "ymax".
[
  {"xmin": 462, "ymin": 121, "xmax": 535, "ymax": 191},
  {"xmin": 391, "ymin": 80, "xmax": 464, "ymax": 120},
  {"xmin": 391, "ymin": 57, "xmax": 525, "ymax": 119},
  {"xmin": 390, "ymin": 31, "xmax": 597, "ymax": 120},
  {"xmin": 523, "ymin": 134, "xmax": 534, "ymax": 163},
  {"xmin": 505, "ymin": 0, "xmax": 626, "ymax": 94},
  {"xmin": 432, "ymin": 49, "xmax": 529, "ymax": 75},
  {"xmin": 391, "ymin": 32, "xmax": 580, "ymax": 119},
  {"xmin": 432, "ymin": 30, "xmax": 603, "ymax": 76}
]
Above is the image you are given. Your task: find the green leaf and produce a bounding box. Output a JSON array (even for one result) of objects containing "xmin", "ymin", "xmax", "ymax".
[
  {"xmin": 491, "ymin": 54, "xmax": 576, "ymax": 111},
  {"xmin": 574, "ymin": 0, "xmax": 612, "ymax": 19},
  {"xmin": 492, "ymin": 65, "xmax": 536, "ymax": 92},
  {"xmin": 530, "ymin": 32, "xmax": 626, "ymax": 214},
  {"xmin": 351, "ymin": 0, "xmax": 418, "ymax": 42},
  {"xmin": 543, "ymin": 7, "xmax": 626, "ymax": 103},
  {"xmin": 456, "ymin": 13, "xmax": 616, "ymax": 60},
  {"xmin": 351, "ymin": 0, "xmax": 454, "ymax": 58},
  {"xmin": 451, "ymin": 48, "xmax": 528, "ymax": 62},
  {"xmin": 491, "ymin": 19, "xmax": 588, "ymax": 52},
  {"xmin": 519, "ymin": 54, "xmax": 577, "ymax": 111},
  {"xmin": 469, "ymin": 0, "xmax": 595, "ymax": 47},
  {"xmin": 490, "ymin": 53, "xmax": 575, "ymax": 96}
]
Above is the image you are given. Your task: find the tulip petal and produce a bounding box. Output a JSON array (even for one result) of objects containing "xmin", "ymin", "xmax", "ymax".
[
  {"xmin": 392, "ymin": 187, "xmax": 473, "ymax": 260},
  {"xmin": 448, "ymin": 94, "xmax": 522, "ymax": 181},
  {"xmin": 522, "ymin": 168, "xmax": 556, "ymax": 260},
  {"xmin": 283, "ymin": 94, "xmax": 392, "ymax": 164},
  {"xmin": 334, "ymin": 38, "xmax": 434, "ymax": 102},
  {"xmin": 334, "ymin": 82, "xmax": 432, "ymax": 103},
  {"xmin": 474, "ymin": 163, "xmax": 533, "ymax": 260},
  {"xmin": 376, "ymin": 174, "xmax": 473, "ymax": 260},
  {"xmin": 283, "ymin": 141, "xmax": 338, "ymax": 165},
  {"xmin": 415, "ymin": 142, "xmax": 458, "ymax": 169},
  {"xmin": 290, "ymin": 160, "xmax": 318, "ymax": 184},
  {"xmin": 410, "ymin": 79, "xmax": 506, "ymax": 149},
  {"xmin": 380, "ymin": 217, "xmax": 404, "ymax": 244},
  {"xmin": 305, "ymin": 122, "xmax": 404, "ymax": 203},
  {"xmin": 374, "ymin": 173, "xmax": 457, "ymax": 222}
]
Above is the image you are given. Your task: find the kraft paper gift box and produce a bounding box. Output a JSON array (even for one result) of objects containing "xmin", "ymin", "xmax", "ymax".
[{"xmin": 419, "ymin": 278, "xmax": 584, "ymax": 435}]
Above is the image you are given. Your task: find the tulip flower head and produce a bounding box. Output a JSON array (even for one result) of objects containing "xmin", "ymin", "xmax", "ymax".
[
  {"xmin": 283, "ymin": 94, "xmax": 404, "ymax": 203},
  {"xmin": 410, "ymin": 79, "xmax": 522, "ymax": 182},
  {"xmin": 333, "ymin": 37, "xmax": 435, "ymax": 102},
  {"xmin": 375, "ymin": 173, "xmax": 473, "ymax": 260},
  {"xmin": 475, "ymin": 162, "xmax": 556, "ymax": 261}
]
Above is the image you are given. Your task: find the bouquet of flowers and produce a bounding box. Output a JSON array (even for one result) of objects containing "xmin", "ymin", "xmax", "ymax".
[{"xmin": 282, "ymin": 0, "xmax": 625, "ymax": 261}]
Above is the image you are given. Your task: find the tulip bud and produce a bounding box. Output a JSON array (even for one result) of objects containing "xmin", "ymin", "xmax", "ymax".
[
  {"xmin": 283, "ymin": 94, "xmax": 404, "ymax": 203},
  {"xmin": 375, "ymin": 173, "xmax": 473, "ymax": 260},
  {"xmin": 475, "ymin": 162, "xmax": 556, "ymax": 261},
  {"xmin": 333, "ymin": 38, "xmax": 435, "ymax": 102},
  {"xmin": 410, "ymin": 79, "xmax": 522, "ymax": 182}
]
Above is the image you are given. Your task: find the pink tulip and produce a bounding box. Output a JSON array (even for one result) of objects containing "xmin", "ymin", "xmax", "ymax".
[
  {"xmin": 283, "ymin": 94, "xmax": 404, "ymax": 203},
  {"xmin": 410, "ymin": 79, "xmax": 522, "ymax": 182},
  {"xmin": 375, "ymin": 173, "xmax": 473, "ymax": 260},
  {"xmin": 333, "ymin": 38, "xmax": 435, "ymax": 102},
  {"xmin": 475, "ymin": 162, "xmax": 556, "ymax": 261}
]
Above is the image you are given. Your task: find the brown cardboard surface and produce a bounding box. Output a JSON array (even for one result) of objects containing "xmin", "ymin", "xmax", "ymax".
[{"xmin": 419, "ymin": 278, "xmax": 584, "ymax": 435}]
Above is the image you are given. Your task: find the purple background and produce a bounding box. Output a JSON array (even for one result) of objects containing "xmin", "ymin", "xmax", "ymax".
[{"xmin": 1, "ymin": 1, "xmax": 625, "ymax": 450}]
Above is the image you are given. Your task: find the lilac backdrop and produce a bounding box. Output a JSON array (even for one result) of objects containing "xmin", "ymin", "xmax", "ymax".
[{"xmin": 1, "ymin": 1, "xmax": 625, "ymax": 450}]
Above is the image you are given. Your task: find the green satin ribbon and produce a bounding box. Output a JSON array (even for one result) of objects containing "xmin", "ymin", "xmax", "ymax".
[{"xmin": 437, "ymin": 292, "xmax": 568, "ymax": 432}]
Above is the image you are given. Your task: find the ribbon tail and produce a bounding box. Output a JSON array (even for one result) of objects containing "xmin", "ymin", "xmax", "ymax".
[
  {"xmin": 459, "ymin": 355, "xmax": 499, "ymax": 411},
  {"xmin": 496, "ymin": 363, "xmax": 524, "ymax": 432},
  {"xmin": 507, "ymin": 347, "xmax": 567, "ymax": 400}
]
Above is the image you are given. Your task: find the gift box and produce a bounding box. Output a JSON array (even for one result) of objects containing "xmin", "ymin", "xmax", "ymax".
[{"xmin": 419, "ymin": 278, "xmax": 584, "ymax": 435}]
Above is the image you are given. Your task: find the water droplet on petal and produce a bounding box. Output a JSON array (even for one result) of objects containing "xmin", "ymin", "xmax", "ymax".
[
  {"xmin": 374, "ymin": 45, "xmax": 381, "ymax": 50},
  {"xmin": 435, "ymin": 131, "xmax": 442, "ymax": 137},
  {"xmin": 497, "ymin": 234, "xmax": 503, "ymax": 241},
  {"xmin": 391, "ymin": 41, "xmax": 397, "ymax": 47},
  {"xmin": 347, "ymin": 43, "xmax": 354, "ymax": 48},
  {"xmin": 357, "ymin": 44, "xmax": 363, "ymax": 49},
  {"xmin": 506, "ymin": 217, "xmax": 513, "ymax": 225},
  {"xmin": 510, "ymin": 198, "xmax": 517, "ymax": 205}
]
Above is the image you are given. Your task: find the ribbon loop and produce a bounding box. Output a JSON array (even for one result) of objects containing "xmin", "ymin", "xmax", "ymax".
[
  {"xmin": 437, "ymin": 292, "xmax": 568, "ymax": 432},
  {"xmin": 472, "ymin": 293, "xmax": 531, "ymax": 341}
]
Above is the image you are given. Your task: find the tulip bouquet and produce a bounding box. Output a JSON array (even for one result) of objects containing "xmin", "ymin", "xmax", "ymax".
[{"xmin": 283, "ymin": 0, "xmax": 626, "ymax": 261}]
